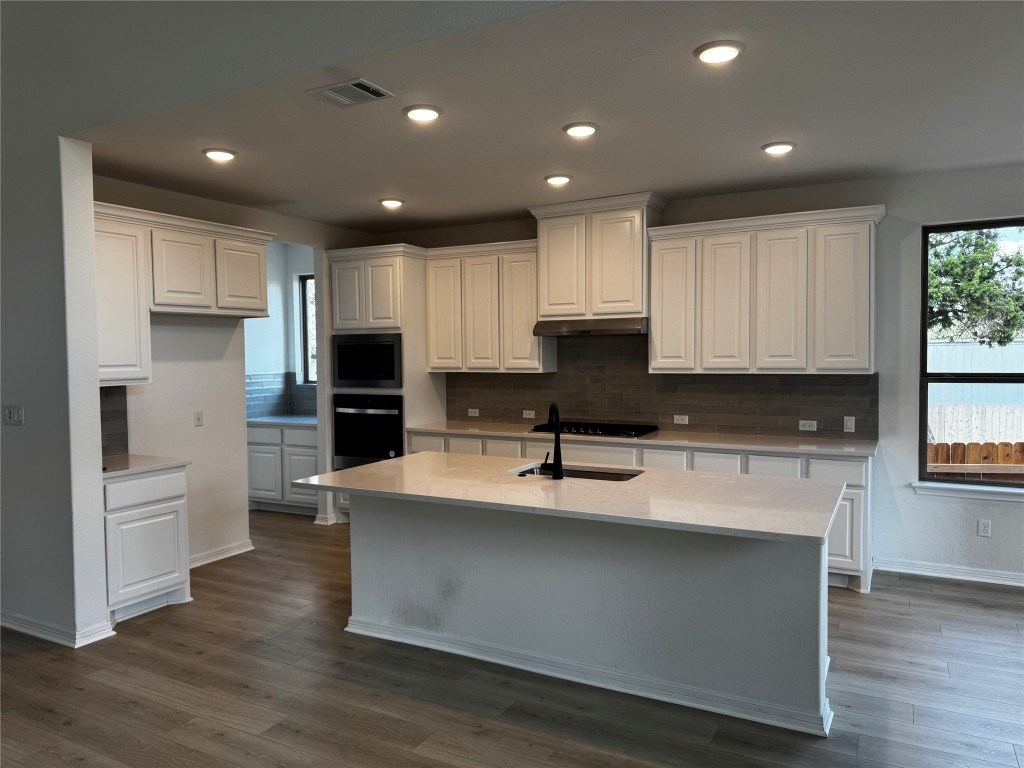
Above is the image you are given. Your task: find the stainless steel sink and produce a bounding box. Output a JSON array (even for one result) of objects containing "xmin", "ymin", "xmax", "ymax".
[{"xmin": 511, "ymin": 462, "xmax": 643, "ymax": 482}]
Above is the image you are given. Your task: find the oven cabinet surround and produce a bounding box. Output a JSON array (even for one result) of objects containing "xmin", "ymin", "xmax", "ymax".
[
  {"xmin": 102, "ymin": 456, "xmax": 191, "ymax": 623},
  {"xmin": 529, "ymin": 192, "xmax": 666, "ymax": 319},
  {"xmin": 295, "ymin": 452, "xmax": 842, "ymax": 736},
  {"xmin": 648, "ymin": 205, "xmax": 885, "ymax": 374},
  {"xmin": 94, "ymin": 203, "xmax": 273, "ymax": 320},
  {"xmin": 406, "ymin": 422, "xmax": 876, "ymax": 591},
  {"xmin": 327, "ymin": 248, "xmax": 405, "ymax": 331},
  {"xmin": 247, "ymin": 418, "xmax": 318, "ymax": 512},
  {"xmin": 425, "ymin": 240, "xmax": 555, "ymax": 372}
]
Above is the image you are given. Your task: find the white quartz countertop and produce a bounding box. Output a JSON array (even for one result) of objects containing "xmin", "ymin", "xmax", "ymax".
[
  {"xmin": 102, "ymin": 454, "xmax": 191, "ymax": 478},
  {"xmin": 247, "ymin": 415, "xmax": 317, "ymax": 427},
  {"xmin": 294, "ymin": 452, "xmax": 844, "ymax": 543},
  {"xmin": 407, "ymin": 420, "xmax": 877, "ymax": 458}
]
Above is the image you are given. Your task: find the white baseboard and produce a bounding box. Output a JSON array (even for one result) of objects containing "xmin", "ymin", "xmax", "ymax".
[
  {"xmin": 347, "ymin": 618, "xmax": 832, "ymax": 736},
  {"xmin": 1, "ymin": 611, "xmax": 115, "ymax": 648},
  {"xmin": 873, "ymin": 557, "xmax": 1024, "ymax": 588},
  {"xmin": 189, "ymin": 539, "xmax": 254, "ymax": 569},
  {"xmin": 110, "ymin": 587, "xmax": 191, "ymax": 623}
]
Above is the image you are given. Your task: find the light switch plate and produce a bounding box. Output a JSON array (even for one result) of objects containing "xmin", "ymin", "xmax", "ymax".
[
  {"xmin": 193, "ymin": 410, "xmax": 204, "ymax": 427},
  {"xmin": 2, "ymin": 404, "xmax": 24, "ymax": 426},
  {"xmin": 844, "ymin": 416, "xmax": 856, "ymax": 433}
]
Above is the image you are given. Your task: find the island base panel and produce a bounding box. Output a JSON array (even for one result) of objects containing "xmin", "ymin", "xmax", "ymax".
[{"xmin": 347, "ymin": 494, "xmax": 832, "ymax": 735}]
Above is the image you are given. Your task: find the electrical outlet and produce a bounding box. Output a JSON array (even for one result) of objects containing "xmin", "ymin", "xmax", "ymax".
[
  {"xmin": 978, "ymin": 519, "xmax": 992, "ymax": 538},
  {"xmin": 673, "ymin": 414, "xmax": 689, "ymax": 425},
  {"xmin": 798, "ymin": 420, "xmax": 817, "ymax": 432},
  {"xmin": 467, "ymin": 408, "xmax": 480, "ymax": 417},
  {"xmin": 193, "ymin": 410, "xmax": 204, "ymax": 427},
  {"xmin": 523, "ymin": 410, "xmax": 535, "ymax": 419},
  {"xmin": 2, "ymin": 404, "xmax": 24, "ymax": 426},
  {"xmin": 844, "ymin": 416, "xmax": 856, "ymax": 433}
]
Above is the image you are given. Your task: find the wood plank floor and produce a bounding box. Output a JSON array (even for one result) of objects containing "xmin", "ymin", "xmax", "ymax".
[{"xmin": 3, "ymin": 510, "xmax": 1022, "ymax": 768}]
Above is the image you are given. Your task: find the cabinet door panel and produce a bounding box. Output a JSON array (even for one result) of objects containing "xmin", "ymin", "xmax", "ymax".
[
  {"xmin": 365, "ymin": 256, "xmax": 402, "ymax": 328},
  {"xmin": 485, "ymin": 438, "xmax": 523, "ymax": 458},
  {"xmin": 463, "ymin": 256, "xmax": 501, "ymax": 370},
  {"xmin": 589, "ymin": 208, "xmax": 644, "ymax": 315},
  {"xmin": 700, "ymin": 234, "xmax": 751, "ymax": 370},
  {"xmin": 755, "ymin": 228, "xmax": 807, "ymax": 369},
  {"xmin": 248, "ymin": 445, "xmax": 283, "ymax": 500},
  {"xmin": 501, "ymin": 251, "xmax": 544, "ymax": 370},
  {"xmin": 216, "ymin": 240, "xmax": 267, "ymax": 311},
  {"xmin": 152, "ymin": 229, "xmax": 216, "ymax": 308},
  {"xmin": 814, "ymin": 222, "xmax": 871, "ymax": 370},
  {"xmin": 283, "ymin": 447, "xmax": 319, "ymax": 506},
  {"xmin": 747, "ymin": 454, "xmax": 802, "ymax": 478},
  {"xmin": 95, "ymin": 220, "xmax": 152, "ymax": 384},
  {"xmin": 641, "ymin": 448, "xmax": 687, "ymax": 470},
  {"xmin": 650, "ymin": 237, "xmax": 697, "ymax": 371},
  {"xmin": 448, "ymin": 436, "xmax": 484, "ymax": 455},
  {"xmin": 106, "ymin": 499, "xmax": 188, "ymax": 606},
  {"xmin": 538, "ymin": 215, "xmax": 587, "ymax": 317},
  {"xmin": 827, "ymin": 489, "xmax": 863, "ymax": 571},
  {"xmin": 331, "ymin": 261, "xmax": 364, "ymax": 330},
  {"xmin": 426, "ymin": 259, "xmax": 463, "ymax": 369},
  {"xmin": 691, "ymin": 451, "xmax": 742, "ymax": 474}
]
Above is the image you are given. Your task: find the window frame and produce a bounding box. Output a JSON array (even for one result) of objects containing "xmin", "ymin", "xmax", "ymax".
[
  {"xmin": 299, "ymin": 273, "xmax": 316, "ymax": 385},
  {"xmin": 919, "ymin": 217, "xmax": 1024, "ymax": 488}
]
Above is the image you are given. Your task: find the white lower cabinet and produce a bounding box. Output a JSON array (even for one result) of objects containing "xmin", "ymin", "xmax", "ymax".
[
  {"xmin": 640, "ymin": 448, "xmax": 688, "ymax": 469},
  {"xmin": 247, "ymin": 423, "xmax": 318, "ymax": 510},
  {"xmin": 448, "ymin": 436, "xmax": 484, "ymax": 455},
  {"xmin": 409, "ymin": 433, "xmax": 446, "ymax": 453},
  {"xmin": 103, "ymin": 465, "xmax": 190, "ymax": 616},
  {"xmin": 827, "ymin": 488, "xmax": 864, "ymax": 572},
  {"xmin": 484, "ymin": 438, "xmax": 523, "ymax": 458},
  {"xmin": 525, "ymin": 440, "xmax": 637, "ymax": 466},
  {"xmin": 747, "ymin": 454, "xmax": 802, "ymax": 478},
  {"xmin": 691, "ymin": 450, "xmax": 743, "ymax": 474}
]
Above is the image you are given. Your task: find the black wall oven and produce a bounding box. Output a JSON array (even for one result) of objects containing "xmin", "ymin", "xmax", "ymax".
[
  {"xmin": 333, "ymin": 393, "xmax": 404, "ymax": 470},
  {"xmin": 332, "ymin": 332, "xmax": 402, "ymax": 389}
]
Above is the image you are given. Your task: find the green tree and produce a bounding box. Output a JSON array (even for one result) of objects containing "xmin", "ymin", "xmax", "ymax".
[{"xmin": 927, "ymin": 227, "xmax": 1024, "ymax": 347}]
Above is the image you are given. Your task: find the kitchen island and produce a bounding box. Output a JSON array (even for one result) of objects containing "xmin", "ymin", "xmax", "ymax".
[{"xmin": 294, "ymin": 451, "xmax": 845, "ymax": 735}]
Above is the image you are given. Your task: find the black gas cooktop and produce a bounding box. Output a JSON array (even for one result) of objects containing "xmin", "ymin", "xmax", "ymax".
[{"xmin": 530, "ymin": 420, "xmax": 658, "ymax": 438}]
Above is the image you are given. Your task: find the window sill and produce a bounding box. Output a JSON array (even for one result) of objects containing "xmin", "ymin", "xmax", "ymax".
[{"xmin": 911, "ymin": 481, "xmax": 1023, "ymax": 503}]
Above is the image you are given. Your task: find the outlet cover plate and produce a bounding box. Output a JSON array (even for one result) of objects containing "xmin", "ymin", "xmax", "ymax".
[
  {"xmin": 2, "ymin": 405, "xmax": 24, "ymax": 426},
  {"xmin": 468, "ymin": 408, "xmax": 480, "ymax": 417},
  {"xmin": 798, "ymin": 420, "xmax": 817, "ymax": 432},
  {"xmin": 673, "ymin": 414, "xmax": 689, "ymax": 425},
  {"xmin": 978, "ymin": 519, "xmax": 992, "ymax": 537},
  {"xmin": 523, "ymin": 410, "xmax": 535, "ymax": 419},
  {"xmin": 844, "ymin": 416, "xmax": 856, "ymax": 433}
]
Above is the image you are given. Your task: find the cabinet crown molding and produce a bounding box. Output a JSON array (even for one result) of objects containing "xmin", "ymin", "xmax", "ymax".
[
  {"xmin": 93, "ymin": 202, "xmax": 275, "ymax": 244},
  {"xmin": 426, "ymin": 239, "xmax": 538, "ymax": 259},
  {"xmin": 326, "ymin": 243, "xmax": 428, "ymax": 261},
  {"xmin": 648, "ymin": 205, "xmax": 886, "ymax": 241},
  {"xmin": 529, "ymin": 191, "xmax": 667, "ymax": 219}
]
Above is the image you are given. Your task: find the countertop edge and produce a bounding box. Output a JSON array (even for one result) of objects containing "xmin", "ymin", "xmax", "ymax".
[{"xmin": 102, "ymin": 454, "xmax": 192, "ymax": 479}]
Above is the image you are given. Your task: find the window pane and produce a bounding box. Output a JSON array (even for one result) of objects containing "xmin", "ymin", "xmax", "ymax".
[
  {"xmin": 926, "ymin": 224, "xmax": 1024, "ymax": 372},
  {"xmin": 925, "ymin": 382, "xmax": 1024, "ymax": 486},
  {"xmin": 303, "ymin": 276, "xmax": 317, "ymax": 383}
]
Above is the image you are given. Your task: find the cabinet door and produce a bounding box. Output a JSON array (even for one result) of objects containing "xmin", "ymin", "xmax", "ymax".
[
  {"xmin": 95, "ymin": 220, "xmax": 152, "ymax": 384},
  {"xmin": 409, "ymin": 434, "xmax": 446, "ymax": 453},
  {"xmin": 649, "ymin": 237, "xmax": 697, "ymax": 371},
  {"xmin": 463, "ymin": 255, "xmax": 501, "ymax": 370},
  {"xmin": 283, "ymin": 447, "xmax": 319, "ymax": 506},
  {"xmin": 700, "ymin": 233, "xmax": 751, "ymax": 370},
  {"xmin": 501, "ymin": 251, "xmax": 544, "ymax": 370},
  {"xmin": 538, "ymin": 215, "xmax": 587, "ymax": 317},
  {"xmin": 247, "ymin": 445, "xmax": 283, "ymax": 501},
  {"xmin": 365, "ymin": 256, "xmax": 402, "ymax": 328},
  {"xmin": 448, "ymin": 436, "xmax": 484, "ymax": 455},
  {"xmin": 331, "ymin": 260, "xmax": 365, "ymax": 330},
  {"xmin": 485, "ymin": 438, "xmax": 523, "ymax": 458},
  {"xmin": 106, "ymin": 499, "xmax": 188, "ymax": 606},
  {"xmin": 754, "ymin": 228, "xmax": 808, "ymax": 370},
  {"xmin": 827, "ymin": 488, "xmax": 864, "ymax": 572},
  {"xmin": 691, "ymin": 451, "xmax": 742, "ymax": 474},
  {"xmin": 151, "ymin": 228, "xmax": 216, "ymax": 308},
  {"xmin": 426, "ymin": 258, "xmax": 464, "ymax": 369},
  {"xmin": 641, "ymin": 448, "xmax": 687, "ymax": 470},
  {"xmin": 813, "ymin": 222, "xmax": 871, "ymax": 370},
  {"xmin": 589, "ymin": 208, "xmax": 645, "ymax": 315},
  {"xmin": 215, "ymin": 239, "xmax": 267, "ymax": 312}
]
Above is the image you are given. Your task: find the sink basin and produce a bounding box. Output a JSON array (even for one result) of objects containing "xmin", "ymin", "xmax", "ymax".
[{"xmin": 511, "ymin": 462, "xmax": 643, "ymax": 482}]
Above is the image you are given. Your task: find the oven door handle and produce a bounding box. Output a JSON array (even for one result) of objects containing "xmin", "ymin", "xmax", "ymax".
[{"xmin": 335, "ymin": 407, "xmax": 401, "ymax": 416}]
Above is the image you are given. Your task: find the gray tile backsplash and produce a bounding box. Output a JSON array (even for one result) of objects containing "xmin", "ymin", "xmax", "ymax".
[
  {"xmin": 246, "ymin": 372, "xmax": 316, "ymax": 419},
  {"xmin": 446, "ymin": 336, "xmax": 878, "ymax": 440},
  {"xmin": 100, "ymin": 386, "xmax": 128, "ymax": 456}
]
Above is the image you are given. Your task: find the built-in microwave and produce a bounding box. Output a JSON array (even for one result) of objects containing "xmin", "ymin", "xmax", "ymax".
[{"xmin": 332, "ymin": 332, "xmax": 402, "ymax": 389}]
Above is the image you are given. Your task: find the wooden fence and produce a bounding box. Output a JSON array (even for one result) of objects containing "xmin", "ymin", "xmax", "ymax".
[{"xmin": 926, "ymin": 441, "xmax": 1024, "ymax": 483}]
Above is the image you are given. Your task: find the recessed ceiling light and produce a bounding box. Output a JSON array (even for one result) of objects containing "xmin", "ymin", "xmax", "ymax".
[
  {"xmin": 403, "ymin": 105, "xmax": 441, "ymax": 122},
  {"xmin": 563, "ymin": 122, "xmax": 598, "ymax": 138},
  {"xmin": 380, "ymin": 198, "xmax": 404, "ymax": 209},
  {"xmin": 694, "ymin": 41, "xmax": 744, "ymax": 64},
  {"xmin": 203, "ymin": 148, "xmax": 237, "ymax": 163},
  {"xmin": 762, "ymin": 141, "xmax": 796, "ymax": 155},
  {"xmin": 545, "ymin": 174, "xmax": 572, "ymax": 186}
]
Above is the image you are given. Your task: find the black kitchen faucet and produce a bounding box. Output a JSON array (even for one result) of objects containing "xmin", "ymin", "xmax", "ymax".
[{"xmin": 542, "ymin": 402, "xmax": 564, "ymax": 480}]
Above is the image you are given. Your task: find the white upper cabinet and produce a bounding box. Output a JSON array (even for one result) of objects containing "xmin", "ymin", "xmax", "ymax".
[
  {"xmin": 215, "ymin": 239, "xmax": 267, "ymax": 312},
  {"xmin": 814, "ymin": 222, "xmax": 872, "ymax": 370},
  {"xmin": 463, "ymin": 255, "xmax": 501, "ymax": 370},
  {"xmin": 501, "ymin": 250, "xmax": 548, "ymax": 370},
  {"xmin": 531, "ymin": 193, "xmax": 666, "ymax": 320},
  {"xmin": 649, "ymin": 236, "xmax": 697, "ymax": 371},
  {"xmin": 328, "ymin": 251, "xmax": 404, "ymax": 331},
  {"xmin": 152, "ymin": 228, "xmax": 217, "ymax": 309},
  {"xmin": 754, "ymin": 227, "xmax": 808, "ymax": 370},
  {"xmin": 701, "ymin": 233, "xmax": 751, "ymax": 370},
  {"xmin": 94, "ymin": 219, "xmax": 152, "ymax": 385},
  {"xmin": 648, "ymin": 206, "xmax": 883, "ymax": 374},
  {"xmin": 426, "ymin": 258, "xmax": 463, "ymax": 369}
]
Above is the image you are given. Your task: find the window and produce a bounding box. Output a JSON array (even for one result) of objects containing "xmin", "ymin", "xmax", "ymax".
[
  {"xmin": 300, "ymin": 274, "xmax": 317, "ymax": 383},
  {"xmin": 921, "ymin": 219, "xmax": 1024, "ymax": 487}
]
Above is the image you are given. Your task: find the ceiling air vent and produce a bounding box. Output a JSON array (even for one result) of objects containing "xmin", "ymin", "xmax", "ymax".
[{"xmin": 309, "ymin": 79, "xmax": 394, "ymax": 107}]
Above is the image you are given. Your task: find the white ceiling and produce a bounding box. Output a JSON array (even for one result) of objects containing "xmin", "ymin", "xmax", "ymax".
[{"xmin": 74, "ymin": 2, "xmax": 1024, "ymax": 234}]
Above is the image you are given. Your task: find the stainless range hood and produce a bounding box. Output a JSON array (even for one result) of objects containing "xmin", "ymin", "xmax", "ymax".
[{"xmin": 532, "ymin": 318, "xmax": 649, "ymax": 336}]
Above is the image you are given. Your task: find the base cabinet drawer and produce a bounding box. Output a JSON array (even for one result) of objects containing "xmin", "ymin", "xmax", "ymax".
[
  {"xmin": 106, "ymin": 499, "xmax": 188, "ymax": 607},
  {"xmin": 691, "ymin": 451, "xmax": 742, "ymax": 474},
  {"xmin": 409, "ymin": 434, "xmax": 446, "ymax": 453},
  {"xmin": 747, "ymin": 455, "xmax": 802, "ymax": 478},
  {"xmin": 641, "ymin": 448, "xmax": 687, "ymax": 470},
  {"xmin": 827, "ymin": 488, "xmax": 864, "ymax": 572},
  {"xmin": 525, "ymin": 440, "xmax": 637, "ymax": 466},
  {"xmin": 807, "ymin": 458, "xmax": 867, "ymax": 486},
  {"xmin": 484, "ymin": 438, "xmax": 523, "ymax": 458},
  {"xmin": 448, "ymin": 436, "xmax": 484, "ymax": 455}
]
